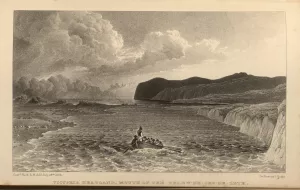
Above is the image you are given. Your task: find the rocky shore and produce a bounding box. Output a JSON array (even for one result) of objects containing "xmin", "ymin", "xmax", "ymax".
[{"xmin": 195, "ymin": 100, "xmax": 286, "ymax": 168}]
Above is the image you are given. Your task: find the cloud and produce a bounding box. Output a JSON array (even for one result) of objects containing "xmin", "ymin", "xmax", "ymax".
[
  {"xmin": 136, "ymin": 35, "xmax": 227, "ymax": 74},
  {"xmin": 14, "ymin": 12, "xmax": 229, "ymax": 91},
  {"xmin": 131, "ymin": 30, "xmax": 190, "ymax": 70},
  {"xmin": 184, "ymin": 39, "xmax": 227, "ymax": 63},
  {"xmin": 13, "ymin": 11, "xmax": 124, "ymax": 79},
  {"xmin": 142, "ymin": 30, "xmax": 190, "ymax": 60},
  {"xmin": 109, "ymin": 82, "xmax": 126, "ymax": 90},
  {"xmin": 13, "ymin": 75, "xmax": 113, "ymax": 100},
  {"xmin": 82, "ymin": 30, "xmax": 228, "ymax": 85},
  {"xmin": 81, "ymin": 30, "xmax": 191, "ymax": 77},
  {"xmin": 132, "ymin": 38, "xmax": 227, "ymax": 75}
]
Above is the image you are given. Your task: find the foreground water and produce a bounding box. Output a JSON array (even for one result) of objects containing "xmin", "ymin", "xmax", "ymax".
[{"xmin": 13, "ymin": 104, "xmax": 283, "ymax": 172}]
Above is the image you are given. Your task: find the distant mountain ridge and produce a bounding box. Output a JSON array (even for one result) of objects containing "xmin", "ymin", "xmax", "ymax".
[{"xmin": 134, "ymin": 73, "xmax": 286, "ymax": 102}]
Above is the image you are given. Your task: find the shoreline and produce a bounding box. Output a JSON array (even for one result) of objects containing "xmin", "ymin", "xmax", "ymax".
[
  {"xmin": 164, "ymin": 100, "xmax": 286, "ymax": 168},
  {"xmin": 13, "ymin": 123, "xmax": 77, "ymax": 159},
  {"xmin": 12, "ymin": 103, "xmax": 117, "ymax": 159},
  {"xmin": 194, "ymin": 101, "xmax": 286, "ymax": 168},
  {"xmin": 13, "ymin": 106, "xmax": 77, "ymax": 159},
  {"xmin": 13, "ymin": 142, "xmax": 34, "ymax": 158}
]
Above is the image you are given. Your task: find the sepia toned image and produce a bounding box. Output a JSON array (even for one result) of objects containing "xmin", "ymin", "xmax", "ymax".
[{"xmin": 12, "ymin": 10, "xmax": 287, "ymax": 174}]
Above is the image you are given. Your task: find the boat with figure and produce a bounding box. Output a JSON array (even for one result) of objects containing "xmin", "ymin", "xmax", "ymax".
[
  {"xmin": 123, "ymin": 135, "xmax": 182, "ymax": 153},
  {"xmin": 136, "ymin": 136, "xmax": 164, "ymax": 149}
]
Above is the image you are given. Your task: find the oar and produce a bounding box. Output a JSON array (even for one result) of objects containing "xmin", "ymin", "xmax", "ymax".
[{"xmin": 123, "ymin": 146, "xmax": 133, "ymax": 153}]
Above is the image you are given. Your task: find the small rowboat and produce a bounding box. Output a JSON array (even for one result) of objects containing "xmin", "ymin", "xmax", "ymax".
[
  {"xmin": 136, "ymin": 140, "xmax": 164, "ymax": 149},
  {"xmin": 123, "ymin": 136, "xmax": 183, "ymax": 153}
]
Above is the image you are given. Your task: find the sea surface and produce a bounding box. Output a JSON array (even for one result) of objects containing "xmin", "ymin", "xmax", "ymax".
[{"xmin": 13, "ymin": 103, "xmax": 283, "ymax": 172}]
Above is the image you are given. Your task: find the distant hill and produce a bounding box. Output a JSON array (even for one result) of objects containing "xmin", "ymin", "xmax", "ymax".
[
  {"xmin": 26, "ymin": 96, "xmax": 48, "ymax": 105},
  {"xmin": 75, "ymin": 100, "xmax": 112, "ymax": 108},
  {"xmin": 45, "ymin": 99, "xmax": 74, "ymax": 106},
  {"xmin": 172, "ymin": 83, "xmax": 286, "ymax": 104},
  {"xmin": 134, "ymin": 72, "xmax": 286, "ymax": 102},
  {"xmin": 13, "ymin": 94, "xmax": 29, "ymax": 104},
  {"xmin": 52, "ymin": 100, "xmax": 67, "ymax": 105}
]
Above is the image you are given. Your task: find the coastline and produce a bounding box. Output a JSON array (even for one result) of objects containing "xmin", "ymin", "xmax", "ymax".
[
  {"xmin": 13, "ymin": 142, "xmax": 34, "ymax": 158},
  {"xmin": 165, "ymin": 100, "xmax": 286, "ymax": 168},
  {"xmin": 12, "ymin": 102, "xmax": 119, "ymax": 159},
  {"xmin": 12, "ymin": 104, "xmax": 77, "ymax": 159}
]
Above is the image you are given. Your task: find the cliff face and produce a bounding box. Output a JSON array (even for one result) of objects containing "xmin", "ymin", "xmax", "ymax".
[
  {"xmin": 134, "ymin": 77, "xmax": 211, "ymax": 100},
  {"xmin": 265, "ymin": 100, "xmax": 286, "ymax": 167},
  {"xmin": 197, "ymin": 102, "xmax": 279, "ymax": 146},
  {"xmin": 224, "ymin": 103, "xmax": 279, "ymax": 146},
  {"xmin": 196, "ymin": 100, "xmax": 286, "ymax": 167},
  {"xmin": 197, "ymin": 105, "xmax": 243, "ymax": 123},
  {"xmin": 152, "ymin": 76, "xmax": 286, "ymax": 102}
]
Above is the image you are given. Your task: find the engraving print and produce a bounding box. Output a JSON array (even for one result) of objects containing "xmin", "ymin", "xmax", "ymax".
[{"xmin": 13, "ymin": 11, "xmax": 286, "ymax": 172}]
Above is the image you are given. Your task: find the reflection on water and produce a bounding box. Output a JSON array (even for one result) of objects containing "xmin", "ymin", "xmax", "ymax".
[{"xmin": 13, "ymin": 105, "xmax": 283, "ymax": 172}]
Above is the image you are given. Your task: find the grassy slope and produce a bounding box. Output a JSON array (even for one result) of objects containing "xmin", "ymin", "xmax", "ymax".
[{"xmin": 172, "ymin": 84, "xmax": 285, "ymax": 104}]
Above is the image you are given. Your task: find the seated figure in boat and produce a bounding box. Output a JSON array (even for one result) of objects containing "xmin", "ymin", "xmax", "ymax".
[
  {"xmin": 150, "ymin": 138, "xmax": 155, "ymax": 144},
  {"xmin": 131, "ymin": 135, "xmax": 139, "ymax": 148},
  {"xmin": 158, "ymin": 140, "xmax": 163, "ymax": 147},
  {"xmin": 153, "ymin": 139, "xmax": 162, "ymax": 146},
  {"xmin": 142, "ymin": 136, "xmax": 147, "ymax": 141}
]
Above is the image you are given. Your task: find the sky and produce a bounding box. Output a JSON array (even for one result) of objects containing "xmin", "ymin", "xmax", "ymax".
[{"xmin": 13, "ymin": 11, "xmax": 286, "ymax": 98}]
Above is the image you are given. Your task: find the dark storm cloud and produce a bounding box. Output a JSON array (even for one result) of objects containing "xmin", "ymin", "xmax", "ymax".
[
  {"xmin": 13, "ymin": 75, "xmax": 113, "ymax": 99},
  {"xmin": 13, "ymin": 11, "xmax": 124, "ymax": 79}
]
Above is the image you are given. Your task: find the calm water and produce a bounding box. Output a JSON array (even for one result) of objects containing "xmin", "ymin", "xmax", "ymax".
[{"xmin": 13, "ymin": 104, "xmax": 283, "ymax": 172}]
